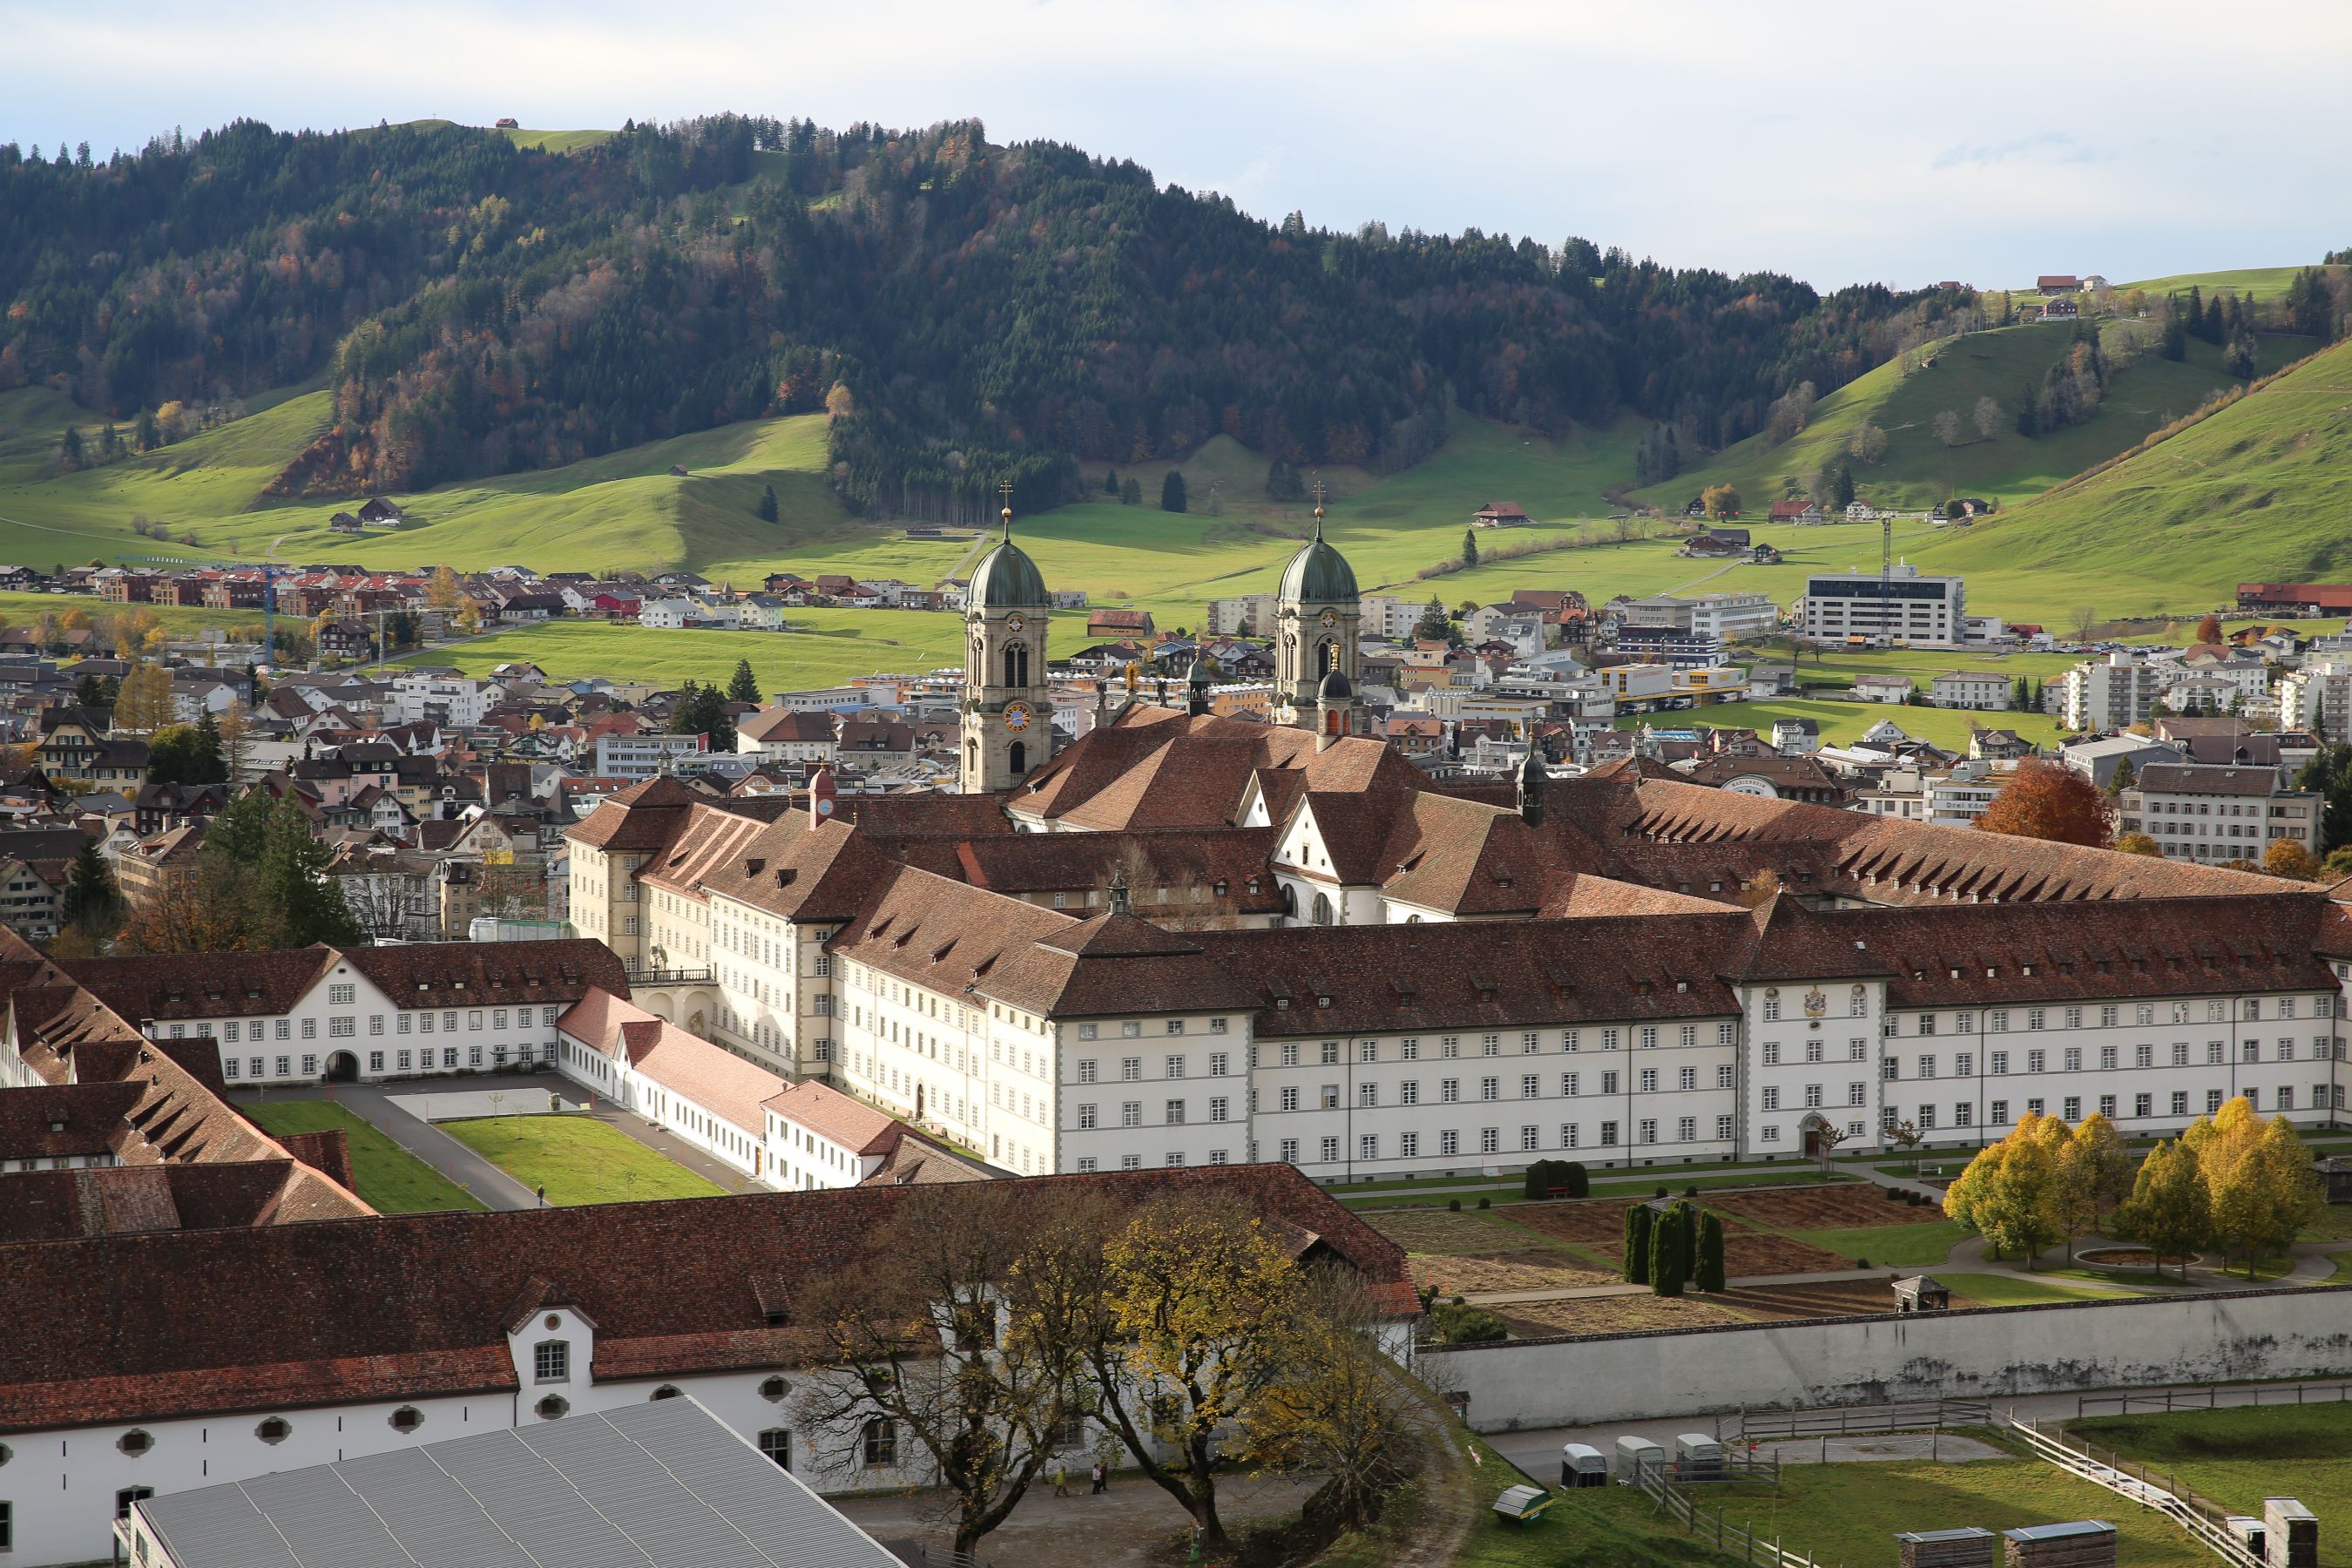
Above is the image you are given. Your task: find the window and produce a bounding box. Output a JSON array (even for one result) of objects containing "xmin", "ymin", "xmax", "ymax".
[
  {"xmin": 1121, "ymin": 1021, "xmax": 1142, "ymax": 1038},
  {"xmin": 1079, "ymin": 1024, "xmax": 1098, "ymax": 1042},
  {"xmin": 301, "ymin": 1018, "xmax": 317, "ymax": 1040},
  {"xmin": 1519, "ymin": 1125, "xmax": 1539, "ymax": 1151},
  {"xmin": 1439, "ymin": 1130, "xmax": 1460, "ymax": 1156},
  {"xmin": 301, "ymin": 1055, "xmax": 318, "ymax": 1076},
  {"xmin": 274, "ymin": 1018, "xmax": 290, "ymax": 1040},
  {"xmin": 1280, "ymin": 1086, "xmax": 1300, "ymax": 1112},
  {"xmin": 1479, "ymin": 1128, "xmax": 1500, "ymax": 1153},
  {"xmin": 651, "ymin": 1385, "xmax": 684, "ymax": 1401},
  {"xmin": 1717, "ymin": 1064, "xmax": 1735, "ymax": 1089},
  {"xmin": 1359, "ymin": 1082, "xmax": 1378, "ymax": 1108},
  {"xmin": 1401, "ymin": 1081, "xmax": 1420, "ymax": 1106},
  {"xmin": 1639, "ymin": 1069, "xmax": 1659, "ymax": 1093},
  {"xmin": 275, "ymin": 1055, "xmax": 291, "ymax": 1077},
  {"xmin": 1166, "ymin": 1055, "xmax": 1186, "ymax": 1078},
  {"xmin": 1881, "ymin": 1058, "xmax": 1898, "ymax": 1081},
  {"xmin": 119, "ymin": 1429, "xmax": 153, "ymax": 1456},
  {"xmin": 863, "ymin": 1419, "xmax": 898, "ymax": 1467},
  {"xmin": 759, "ymin": 1429, "xmax": 791, "ymax": 1469},
  {"xmin": 1078, "ymin": 1104, "xmax": 1098, "ymax": 1130},
  {"xmin": 1521, "ymin": 1073, "xmax": 1540, "ymax": 1098},
  {"xmin": 224, "ymin": 1057, "xmax": 240, "ymax": 1079},
  {"xmin": 329, "ymin": 983, "xmax": 355, "ymax": 1005},
  {"xmin": 2026, "ymin": 1050, "xmax": 2046, "ymax": 1074},
  {"xmin": 1598, "ymin": 1121, "xmax": 1619, "ymax": 1146},
  {"xmin": 1918, "ymin": 1055, "xmax": 1936, "ymax": 1080},
  {"xmin": 1761, "ymin": 1086, "xmax": 1780, "ymax": 1111},
  {"xmin": 1441, "ymin": 1078, "xmax": 1460, "ymax": 1104},
  {"xmin": 2063, "ymin": 1096, "xmax": 2081, "ymax": 1119},
  {"xmin": 389, "ymin": 1406, "xmax": 423, "ymax": 1433},
  {"xmin": 2172, "ymin": 1091, "xmax": 2190, "ymax": 1116},
  {"xmin": 1990, "ymin": 1100, "xmax": 2008, "ymax": 1125},
  {"xmin": 1122, "ymin": 1102, "xmax": 1143, "ymax": 1127},
  {"xmin": 536, "ymin": 1395, "xmax": 569, "ymax": 1420},
  {"xmin": 1848, "ymin": 1082, "xmax": 1867, "ymax": 1105},
  {"xmin": 2134, "ymin": 1093, "xmax": 2153, "ymax": 1119},
  {"xmin": 1322, "ymin": 1136, "xmax": 1343, "ymax": 1162},
  {"xmin": 1078, "ymin": 1059, "xmax": 1098, "ymax": 1084},
  {"xmin": 1680, "ymin": 1066, "xmax": 1698, "ymax": 1092},
  {"xmin": 1165, "ymin": 1099, "xmax": 1186, "ymax": 1125},
  {"xmin": 1209, "ymin": 1052, "xmax": 1229, "ymax": 1076},
  {"xmin": 117, "ymin": 1485, "xmax": 154, "ymax": 1520},
  {"xmin": 1400, "ymin": 1132, "xmax": 1420, "ymax": 1157},
  {"xmin": 534, "ymin": 1340, "xmax": 570, "ymax": 1382}
]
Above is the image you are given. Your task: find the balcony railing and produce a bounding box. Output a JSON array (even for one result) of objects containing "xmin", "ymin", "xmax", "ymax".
[{"xmin": 631, "ymin": 966, "xmax": 714, "ymax": 985}]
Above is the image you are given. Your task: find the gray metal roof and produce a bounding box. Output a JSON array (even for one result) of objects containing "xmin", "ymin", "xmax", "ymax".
[{"xmin": 135, "ymin": 1398, "xmax": 900, "ymax": 1568}]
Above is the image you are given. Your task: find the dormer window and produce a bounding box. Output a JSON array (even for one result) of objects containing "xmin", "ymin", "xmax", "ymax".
[{"xmin": 534, "ymin": 1340, "xmax": 571, "ymax": 1382}]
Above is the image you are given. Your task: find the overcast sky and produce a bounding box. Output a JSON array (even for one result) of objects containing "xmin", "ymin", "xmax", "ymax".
[{"xmin": 7, "ymin": 0, "xmax": 2343, "ymax": 290}]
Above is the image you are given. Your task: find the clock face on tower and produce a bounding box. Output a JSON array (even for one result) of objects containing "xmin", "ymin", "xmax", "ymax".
[
  {"xmin": 814, "ymin": 796, "xmax": 835, "ymax": 817},
  {"xmin": 1003, "ymin": 701, "xmax": 1035, "ymax": 732},
  {"xmin": 1319, "ymin": 609, "xmax": 1337, "ymax": 629},
  {"xmin": 1007, "ymin": 613, "xmax": 1026, "ymax": 632}
]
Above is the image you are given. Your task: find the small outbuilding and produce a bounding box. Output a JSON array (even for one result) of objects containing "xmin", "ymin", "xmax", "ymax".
[
  {"xmin": 1893, "ymin": 1274, "xmax": 1951, "ymax": 1312},
  {"xmin": 1493, "ymin": 1484, "xmax": 1555, "ymax": 1525}
]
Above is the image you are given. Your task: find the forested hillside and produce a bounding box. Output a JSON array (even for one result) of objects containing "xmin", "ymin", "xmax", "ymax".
[{"xmin": 1, "ymin": 115, "xmax": 1979, "ymax": 521}]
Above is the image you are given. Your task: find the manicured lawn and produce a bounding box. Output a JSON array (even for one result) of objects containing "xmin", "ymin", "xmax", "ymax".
[
  {"xmin": 437, "ymin": 1114, "xmax": 727, "ymax": 1205},
  {"xmin": 1615, "ymin": 695, "xmax": 2068, "ymax": 751},
  {"xmin": 1705, "ymin": 1457, "xmax": 2205, "ymax": 1568},
  {"xmin": 1339, "ymin": 1172, "xmax": 1855, "ymax": 1212},
  {"xmin": 2072, "ymin": 1404, "xmax": 2352, "ymax": 1565},
  {"xmin": 1934, "ymin": 1271, "xmax": 2139, "ymax": 1307},
  {"xmin": 240, "ymin": 1099, "xmax": 486, "ymax": 1214},
  {"xmin": 1788, "ymin": 1220, "xmax": 1970, "ymax": 1268}
]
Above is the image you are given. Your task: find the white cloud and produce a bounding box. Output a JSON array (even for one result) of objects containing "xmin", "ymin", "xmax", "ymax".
[{"xmin": 3, "ymin": 0, "xmax": 2345, "ymax": 287}]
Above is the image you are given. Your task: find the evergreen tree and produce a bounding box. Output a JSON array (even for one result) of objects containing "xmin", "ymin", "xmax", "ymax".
[
  {"xmin": 1647, "ymin": 1206, "xmax": 1685, "ymax": 1297},
  {"xmin": 727, "ymin": 658, "xmax": 761, "ymax": 706},
  {"xmin": 1622, "ymin": 1203, "xmax": 1652, "ymax": 1285},
  {"xmin": 2014, "ymin": 384, "xmax": 2040, "ymax": 437},
  {"xmin": 190, "ymin": 709, "xmax": 227, "ymax": 785},
  {"xmin": 2160, "ymin": 307, "xmax": 2188, "ymax": 362},
  {"xmin": 1413, "ymin": 596, "xmax": 1453, "ymax": 644},
  {"xmin": 1461, "ymin": 528, "xmax": 1479, "ymax": 569},
  {"xmin": 61, "ymin": 838, "xmax": 121, "ymax": 936},
  {"xmin": 74, "ymin": 672, "xmax": 109, "ymax": 708},
  {"xmin": 260, "ymin": 794, "xmax": 362, "ymax": 948},
  {"xmin": 1159, "ymin": 470, "xmax": 1187, "ymax": 513},
  {"xmin": 755, "ymin": 483, "xmax": 779, "ymax": 523},
  {"xmin": 1693, "ymin": 1213, "xmax": 1727, "ymax": 1294},
  {"xmin": 1119, "ymin": 477, "xmax": 1142, "ymax": 506},
  {"xmin": 1104, "ymin": 468, "xmax": 1119, "ymax": 494}
]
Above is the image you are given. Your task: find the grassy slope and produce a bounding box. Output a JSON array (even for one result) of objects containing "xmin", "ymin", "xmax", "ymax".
[
  {"xmin": 2072, "ymin": 1406, "xmax": 2352, "ymax": 1566},
  {"xmin": 1903, "ymin": 337, "xmax": 2352, "ymax": 623},
  {"xmin": 240, "ymin": 1099, "xmax": 487, "ymax": 1213},
  {"xmin": 389, "ymin": 613, "xmax": 969, "ymax": 693},
  {"xmin": 2113, "ymin": 266, "xmax": 2315, "ymax": 299},
  {"xmin": 1637, "ymin": 325, "xmax": 2281, "ymax": 517},
  {"xmin": 436, "ymin": 1114, "xmax": 727, "ymax": 1204},
  {"xmin": 1615, "ymin": 697, "xmax": 2067, "ymax": 751}
]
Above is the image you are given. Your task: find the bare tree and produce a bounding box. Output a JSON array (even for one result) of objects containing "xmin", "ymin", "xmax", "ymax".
[
  {"xmin": 1972, "ymin": 396, "xmax": 2004, "ymax": 441},
  {"xmin": 795, "ymin": 1186, "xmax": 1096, "ymax": 1555},
  {"xmin": 1815, "ymin": 1122, "xmax": 1850, "ymax": 1180},
  {"xmin": 2071, "ymin": 605, "xmax": 2100, "ymax": 642},
  {"xmin": 1931, "ymin": 409, "xmax": 1963, "ymax": 448}
]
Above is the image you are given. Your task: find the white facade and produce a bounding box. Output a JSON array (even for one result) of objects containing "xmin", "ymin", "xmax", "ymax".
[
  {"xmin": 2063, "ymin": 653, "xmax": 2174, "ymax": 731},
  {"xmin": 594, "ymin": 732, "xmax": 711, "ymax": 780},
  {"xmin": 1799, "ymin": 564, "xmax": 1966, "ymax": 647},
  {"xmin": 1358, "ymin": 594, "xmax": 1423, "ymax": 640},
  {"xmin": 1929, "ymin": 672, "xmax": 2011, "ymax": 710},
  {"xmin": 391, "ymin": 672, "xmax": 488, "ymax": 727}
]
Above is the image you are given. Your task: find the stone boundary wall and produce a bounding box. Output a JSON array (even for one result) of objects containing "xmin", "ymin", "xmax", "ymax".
[{"xmin": 1420, "ymin": 1287, "xmax": 2352, "ymax": 1431}]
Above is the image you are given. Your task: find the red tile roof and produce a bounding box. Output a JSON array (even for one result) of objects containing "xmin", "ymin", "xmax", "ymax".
[
  {"xmin": 0, "ymin": 1165, "xmax": 1408, "ymax": 1432},
  {"xmin": 762, "ymin": 1079, "xmax": 899, "ymax": 1154}
]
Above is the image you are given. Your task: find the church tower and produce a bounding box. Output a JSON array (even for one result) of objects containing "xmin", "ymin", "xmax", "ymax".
[
  {"xmin": 1271, "ymin": 490, "xmax": 1362, "ymax": 729},
  {"xmin": 960, "ymin": 486, "xmax": 1055, "ymax": 794}
]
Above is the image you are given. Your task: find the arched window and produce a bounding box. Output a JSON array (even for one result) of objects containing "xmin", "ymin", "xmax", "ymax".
[
  {"xmin": 1281, "ymin": 884, "xmax": 1298, "ymax": 917},
  {"xmin": 1317, "ymin": 638, "xmax": 1338, "ymax": 677},
  {"xmin": 758, "ymin": 1429, "xmax": 792, "ymax": 1470},
  {"xmin": 1004, "ymin": 643, "xmax": 1029, "ymax": 688},
  {"xmin": 1311, "ymin": 892, "xmax": 1334, "ymax": 927},
  {"xmin": 1009, "ymin": 740, "xmax": 1027, "ymax": 775},
  {"xmin": 651, "ymin": 1385, "xmax": 683, "ymax": 1401}
]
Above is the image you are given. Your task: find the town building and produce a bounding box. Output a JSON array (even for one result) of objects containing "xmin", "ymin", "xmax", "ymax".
[
  {"xmin": 1929, "ymin": 672, "xmax": 2011, "ymax": 710},
  {"xmin": 1619, "ymin": 591, "xmax": 1779, "ymax": 644},
  {"xmin": 1798, "ymin": 564, "xmax": 1966, "ymax": 647},
  {"xmin": 2118, "ymin": 764, "xmax": 2322, "ymax": 864},
  {"xmin": 2063, "ymin": 652, "xmax": 2175, "ymax": 732}
]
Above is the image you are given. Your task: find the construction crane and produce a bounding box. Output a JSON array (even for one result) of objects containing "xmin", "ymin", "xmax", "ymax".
[{"xmin": 1880, "ymin": 512, "xmax": 1894, "ymax": 645}]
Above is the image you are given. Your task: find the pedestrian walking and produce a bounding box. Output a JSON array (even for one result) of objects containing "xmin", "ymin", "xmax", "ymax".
[
  {"xmin": 1090, "ymin": 1461, "xmax": 1106, "ymax": 1494},
  {"xmin": 1052, "ymin": 1461, "xmax": 1070, "ymax": 1497}
]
